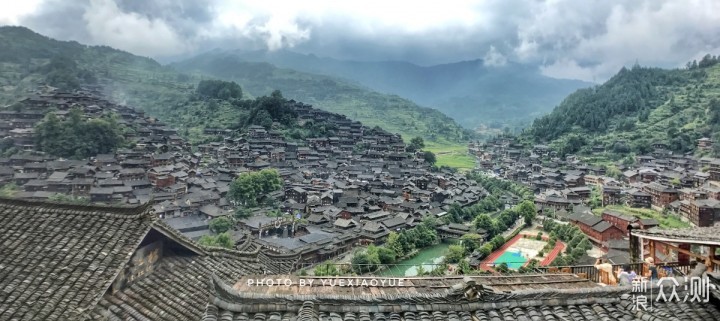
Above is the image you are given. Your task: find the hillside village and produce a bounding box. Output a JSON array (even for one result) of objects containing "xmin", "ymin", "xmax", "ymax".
[
  {"xmin": 470, "ymin": 136, "xmax": 720, "ymax": 262},
  {"xmin": 0, "ymin": 87, "xmax": 491, "ymax": 267},
  {"xmin": 3, "ymin": 10, "xmax": 720, "ymax": 321},
  {"xmin": 6, "ymin": 85, "xmax": 720, "ymax": 270},
  {"xmin": 5, "ymin": 85, "xmax": 720, "ymax": 265}
]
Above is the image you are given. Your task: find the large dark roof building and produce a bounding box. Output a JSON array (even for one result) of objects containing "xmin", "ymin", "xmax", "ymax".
[{"xmin": 0, "ymin": 198, "xmax": 264, "ymax": 321}]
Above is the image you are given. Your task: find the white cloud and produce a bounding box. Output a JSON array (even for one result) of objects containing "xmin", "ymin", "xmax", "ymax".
[
  {"xmin": 81, "ymin": 0, "xmax": 192, "ymax": 57},
  {"xmin": 5, "ymin": 0, "xmax": 720, "ymax": 81},
  {"xmin": 0, "ymin": 0, "xmax": 43, "ymax": 25},
  {"xmin": 483, "ymin": 46, "xmax": 507, "ymax": 67},
  {"xmin": 211, "ymin": 0, "xmax": 496, "ymax": 52},
  {"xmin": 515, "ymin": 0, "xmax": 720, "ymax": 80}
]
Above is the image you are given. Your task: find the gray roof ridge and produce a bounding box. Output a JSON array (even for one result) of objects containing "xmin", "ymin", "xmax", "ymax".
[
  {"xmin": 207, "ymin": 275, "xmax": 636, "ymax": 313},
  {"xmin": 0, "ymin": 196, "xmax": 154, "ymax": 218}
]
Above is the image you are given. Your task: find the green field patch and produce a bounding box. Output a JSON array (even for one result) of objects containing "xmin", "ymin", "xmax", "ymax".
[{"xmin": 425, "ymin": 142, "xmax": 475, "ymax": 171}]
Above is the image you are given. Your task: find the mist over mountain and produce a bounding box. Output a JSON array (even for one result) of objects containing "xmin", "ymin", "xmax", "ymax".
[{"xmin": 208, "ymin": 49, "xmax": 591, "ymax": 129}]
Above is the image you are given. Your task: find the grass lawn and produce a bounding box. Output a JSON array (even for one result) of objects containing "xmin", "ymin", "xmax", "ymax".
[
  {"xmin": 592, "ymin": 205, "xmax": 691, "ymax": 229},
  {"xmin": 425, "ymin": 142, "xmax": 476, "ymax": 172}
]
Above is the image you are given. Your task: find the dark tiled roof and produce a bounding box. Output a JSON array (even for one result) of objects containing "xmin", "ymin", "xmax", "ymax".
[
  {"xmin": 0, "ymin": 198, "xmax": 267, "ymax": 321},
  {"xmin": 204, "ymin": 275, "xmax": 720, "ymax": 321},
  {"xmin": 0, "ymin": 198, "xmax": 154, "ymax": 321},
  {"xmin": 90, "ymin": 251, "xmax": 263, "ymax": 321},
  {"xmin": 591, "ymin": 221, "xmax": 615, "ymax": 233},
  {"xmin": 633, "ymin": 226, "xmax": 720, "ymax": 245}
]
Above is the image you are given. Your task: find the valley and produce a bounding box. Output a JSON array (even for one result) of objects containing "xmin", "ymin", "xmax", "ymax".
[
  {"xmin": 211, "ymin": 49, "xmax": 591, "ymax": 130},
  {"xmin": 3, "ymin": 3, "xmax": 720, "ymax": 321}
]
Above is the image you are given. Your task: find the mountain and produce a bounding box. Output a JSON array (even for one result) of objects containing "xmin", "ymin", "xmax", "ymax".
[
  {"xmin": 171, "ymin": 51, "xmax": 473, "ymax": 143},
  {"xmin": 525, "ymin": 56, "xmax": 720, "ymax": 157},
  {"xmin": 0, "ymin": 26, "xmax": 472, "ymax": 144},
  {"xmin": 0, "ymin": 26, "xmax": 196, "ymax": 121},
  {"xmin": 211, "ymin": 49, "xmax": 591, "ymax": 129}
]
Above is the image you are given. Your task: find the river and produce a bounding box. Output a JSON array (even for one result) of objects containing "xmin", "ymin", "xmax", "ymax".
[{"xmin": 377, "ymin": 241, "xmax": 455, "ymax": 277}]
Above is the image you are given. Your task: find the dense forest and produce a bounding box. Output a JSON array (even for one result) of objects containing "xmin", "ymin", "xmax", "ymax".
[
  {"xmin": 162, "ymin": 79, "xmax": 351, "ymax": 142},
  {"xmin": 526, "ymin": 54, "xmax": 720, "ymax": 157},
  {"xmin": 38, "ymin": 56, "xmax": 97, "ymax": 91},
  {"xmin": 34, "ymin": 108, "xmax": 126, "ymax": 159}
]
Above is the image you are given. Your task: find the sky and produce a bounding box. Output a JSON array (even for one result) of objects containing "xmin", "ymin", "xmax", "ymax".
[{"xmin": 1, "ymin": 0, "xmax": 719, "ymax": 82}]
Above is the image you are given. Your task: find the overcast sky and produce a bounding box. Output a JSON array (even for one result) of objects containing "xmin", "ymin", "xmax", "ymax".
[{"xmin": 2, "ymin": 0, "xmax": 719, "ymax": 82}]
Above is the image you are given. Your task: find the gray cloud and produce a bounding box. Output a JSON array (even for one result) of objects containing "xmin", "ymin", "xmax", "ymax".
[{"xmin": 7, "ymin": 0, "xmax": 720, "ymax": 81}]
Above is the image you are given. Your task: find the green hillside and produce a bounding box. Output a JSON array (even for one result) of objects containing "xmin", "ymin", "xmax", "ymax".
[
  {"xmin": 526, "ymin": 57, "xmax": 720, "ymax": 158},
  {"xmin": 0, "ymin": 26, "xmax": 472, "ymax": 146},
  {"xmin": 171, "ymin": 52, "xmax": 474, "ymax": 143},
  {"xmin": 0, "ymin": 27, "xmax": 199, "ymax": 125}
]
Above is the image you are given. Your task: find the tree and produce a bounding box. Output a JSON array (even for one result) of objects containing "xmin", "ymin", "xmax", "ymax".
[
  {"xmin": 198, "ymin": 232, "xmax": 234, "ymax": 248},
  {"xmin": 252, "ymin": 109, "xmax": 273, "ymax": 128},
  {"xmin": 458, "ymin": 260, "xmax": 471, "ymax": 275},
  {"xmin": 422, "ymin": 151, "xmax": 437, "ymax": 165},
  {"xmin": 352, "ymin": 252, "xmax": 377, "ymax": 274},
  {"xmin": 397, "ymin": 232, "xmax": 414, "ymax": 254},
  {"xmin": 670, "ymin": 178, "xmax": 681, "ymax": 187},
  {"xmin": 407, "ymin": 137, "xmax": 425, "ymax": 152},
  {"xmin": 460, "ymin": 233, "xmax": 484, "ymax": 253},
  {"xmin": 477, "ymin": 244, "xmax": 492, "ymax": 258},
  {"xmin": 490, "ymin": 235, "xmax": 506, "ymax": 250},
  {"xmin": 474, "ymin": 214, "xmax": 497, "ymax": 237},
  {"xmin": 229, "ymin": 169, "xmax": 282, "ymax": 207},
  {"xmin": 551, "ymin": 255, "xmax": 566, "ymax": 267},
  {"xmin": 516, "ymin": 200, "xmax": 536, "ymax": 226},
  {"xmin": 445, "ymin": 244, "xmax": 466, "ymax": 263},
  {"xmin": 209, "ymin": 217, "xmax": 233, "ymax": 233},
  {"xmin": 41, "ymin": 56, "xmax": 96, "ymax": 90},
  {"xmin": 495, "ymin": 262, "xmax": 509, "ymax": 273},
  {"xmin": 234, "ymin": 207, "xmax": 252, "ymax": 219},
  {"xmin": 0, "ymin": 183, "xmax": 19, "ymax": 197},
  {"xmin": 196, "ymin": 79, "xmax": 242, "ymax": 100},
  {"xmin": 314, "ymin": 261, "xmax": 340, "ymax": 276},
  {"xmin": 48, "ymin": 193, "xmax": 89, "ymax": 205},
  {"xmin": 386, "ymin": 232, "xmax": 404, "ymax": 257},
  {"xmin": 34, "ymin": 108, "xmax": 125, "ymax": 159},
  {"xmin": 377, "ymin": 247, "xmax": 397, "ymax": 264},
  {"xmin": 410, "ymin": 221, "xmax": 438, "ymax": 248},
  {"xmin": 570, "ymin": 247, "xmax": 586, "ymax": 259},
  {"xmin": 588, "ymin": 186, "xmax": 602, "ymax": 209}
]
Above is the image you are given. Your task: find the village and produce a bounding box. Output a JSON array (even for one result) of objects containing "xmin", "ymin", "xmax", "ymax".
[
  {"xmin": 0, "ymin": 87, "xmax": 494, "ymax": 270},
  {"xmin": 469, "ymin": 135, "xmax": 720, "ymax": 265},
  {"xmin": 0, "ymin": 88, "xmax": 719, "ymax": 321},
  {"xmin": 1, "ymin": 91, "xmax": 718, "ymax": 321},
  {"xmin": 3, "ymin": 86, "xmax": 720, "ymax": 274}
]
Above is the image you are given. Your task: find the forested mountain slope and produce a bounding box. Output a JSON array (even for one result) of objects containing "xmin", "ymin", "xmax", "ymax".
[
  {"xmin": 172, "ymin": 51, "xmax": 473, "ymax": 142},
  {"xmin": 210, "ymin": 49, "xmax": 590, "ymax": 130},
  {"xmin": 0, "ymin": 26, "xmax": 472, "ymax": 143},
  {"xmin": 0, "ymin": 26, "xmax": 197, "ymax": 126},
  {"xmin": 526, "ymin": 57, "xmax": 720, "ymax": 157}
]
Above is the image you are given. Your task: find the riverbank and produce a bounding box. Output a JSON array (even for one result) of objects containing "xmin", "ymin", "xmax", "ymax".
[{"xmin": 377, "ymin": 241, "xmax": 455, "ymax": 277}]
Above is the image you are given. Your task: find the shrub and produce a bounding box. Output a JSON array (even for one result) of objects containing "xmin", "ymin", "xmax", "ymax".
[{"xmin": 495, "ymin": 262, "xmax": 509, "ymax": 273}]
